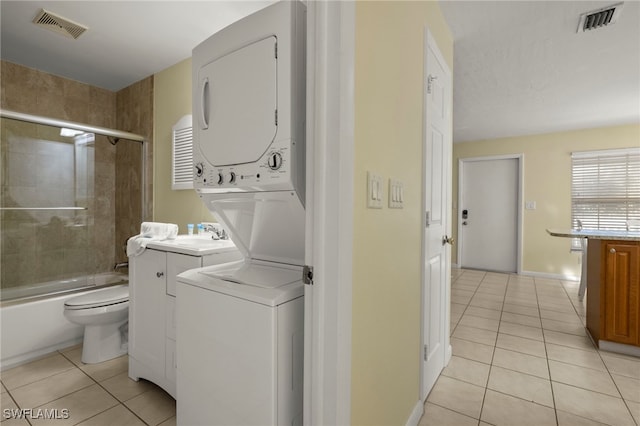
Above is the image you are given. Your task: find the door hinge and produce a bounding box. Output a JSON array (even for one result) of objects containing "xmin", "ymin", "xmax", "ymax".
[
  {"xmin": 425, "ymin": 211, "xmax": 430, "ymax": 227},
  {"xmin": 275, "ymin": 109, "xmax": 278, "ymax": 126},
  {"xmin": 423, "ymin": 344, "xmax": 428, "ymax": 361},
  {"xmin": 303, "ymin": 265, "xmax": 314, "ymax": 285},
  {"xmin": 427, "ymin": 74, "xmax": 437, "ymax": 94},
  {"xmin": 275, "ymin": 42, "xmax": 278, "ymax": 59}
]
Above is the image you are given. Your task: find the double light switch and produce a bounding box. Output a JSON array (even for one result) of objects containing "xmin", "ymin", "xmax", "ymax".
[
  {"xmin": 367, "ymin": 172, "xmax": 383, "ymax": 209},
  {"xmin": 389, "ymin": 179, "xmax": 404, "ymax": 209},
  {"xmin": 367, "ymin": 172, "xmax": 405, "ymax": 209}
]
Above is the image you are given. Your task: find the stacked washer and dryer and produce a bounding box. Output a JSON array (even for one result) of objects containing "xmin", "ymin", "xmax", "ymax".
[{"xmin": 176, "ymin": 2, "xmax": 306, "ymax": 425}]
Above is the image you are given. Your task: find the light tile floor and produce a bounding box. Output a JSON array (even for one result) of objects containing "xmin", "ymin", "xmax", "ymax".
[
  {"xmin": 1, "ymin": 346, "xmax": 175, "ymax": 426},
  {"xmin": 3, "ymin": 268, "xmax": 639, "ymax": 425},
  {"xmin": 422, "ymin": 268, "xmax": 640, "ymax": 426}
]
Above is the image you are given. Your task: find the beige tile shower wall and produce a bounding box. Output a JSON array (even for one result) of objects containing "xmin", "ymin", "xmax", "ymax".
[
  {"xmin": 0, "ymin": 61, "xmax": 136, "ymax": 285},
  {"xmin": 115, "ymin": 77, "xmax": 154, "ymax": 264},
  {"xmin": 1, "ymin": 119, "xmax": 90, "ymax": 286}
]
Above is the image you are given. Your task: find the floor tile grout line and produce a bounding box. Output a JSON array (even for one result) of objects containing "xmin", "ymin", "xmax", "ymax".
[
  {"xmin": 533, "ymin": 275, "xmax": 561, "ymax": 426},
  {"xmin": 450, "ymin": 270, "xmax": 486, "ymax": 336},
  {"xmin": 423, "ymin": 398, "xmax": 485, "ymax": 424},
  {"xmin": 57, "ymin": 349, "xmax": 153, "ymax": 426},
  {"xmin": 548, "ymin": 276, "xmax": 639, "ymax": 425},
  {"xmin": 558, "ymin": 278, "xmax": 639, "ymax": 424},
  {"xmin": 476, "ymin": 271, "xmax": 508, "ymax": 426}
]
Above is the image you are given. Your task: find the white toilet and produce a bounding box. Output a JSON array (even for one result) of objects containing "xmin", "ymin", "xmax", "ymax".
[{"xmin": 63, "ymin": 284, "xmax": 129, "ymax": 364}]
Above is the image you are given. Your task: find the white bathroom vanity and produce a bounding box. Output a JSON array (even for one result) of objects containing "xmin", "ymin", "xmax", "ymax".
[{"xmin": 127, "ymin": 235, "xmax": 241, "ymax": 398}]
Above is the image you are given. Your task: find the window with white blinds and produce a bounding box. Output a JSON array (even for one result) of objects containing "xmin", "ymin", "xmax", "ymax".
[
  {"xmin": 571, "ymin": 147, "xmax": 640, "ymax": 233},
  {"xmin": 172, "ymin": 115, "xmax": 193, "ymax": 190}
]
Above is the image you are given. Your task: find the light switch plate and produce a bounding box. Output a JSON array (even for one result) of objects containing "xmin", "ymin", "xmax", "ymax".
[
  {"xmin": 389, "ymin": 178, "xmax": 404, "ymax": 209},
  {"xmin": 367, "ymin": 171, "xmax": 383, "ymax": 209}
]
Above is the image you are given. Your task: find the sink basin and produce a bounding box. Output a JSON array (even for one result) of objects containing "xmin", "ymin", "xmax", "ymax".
[
  {"xmin": 174, "ymin": 237, "xmax": 220, "ymax": 246},
  {"xmin": 145, "ymin": 234, "xmax": 236, "ymax": 256}
]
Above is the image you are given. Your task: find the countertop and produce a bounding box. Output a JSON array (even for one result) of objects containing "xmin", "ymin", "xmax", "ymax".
[
  {"xmin": 146, "ymin": 234, "xmax": 238, "ymax": 256},
  {"xmin": 546, "ymin": 228, "xmax": 640, "ymax": 241}
]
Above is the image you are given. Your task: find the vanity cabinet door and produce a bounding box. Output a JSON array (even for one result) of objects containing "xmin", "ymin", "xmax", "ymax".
[
  {"xmin": 130, "ymin": 249, "xmax": 167, "ymax": 373},
  {"xmin": 602, "ymin": 241, "xmax": 640, "ymax": 346}
]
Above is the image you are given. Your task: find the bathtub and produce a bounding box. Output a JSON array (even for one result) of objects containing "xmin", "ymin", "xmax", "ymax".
[{"xmin": 0, "ymin": 273, "xmax": 128, "ymax": 370}]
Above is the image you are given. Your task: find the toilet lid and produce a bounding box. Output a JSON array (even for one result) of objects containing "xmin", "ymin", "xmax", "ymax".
[{"xmin": 64, "ymin": 285, "xmax": 129, "ymax": 309}]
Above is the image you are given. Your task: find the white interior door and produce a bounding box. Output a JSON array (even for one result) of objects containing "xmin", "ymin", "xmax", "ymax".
[
  {"xmin": 459, "ymin": 157, "xmax": 520, "ymax": 273},
  {"xmin": 422, "ymin": 30, "xmax": 452, "ymax": 399}
]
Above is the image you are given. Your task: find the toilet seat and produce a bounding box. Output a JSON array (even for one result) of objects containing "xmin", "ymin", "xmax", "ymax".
[{"xmin": 65, "ymin": 285, "xmax": 129, "ymax": 310}]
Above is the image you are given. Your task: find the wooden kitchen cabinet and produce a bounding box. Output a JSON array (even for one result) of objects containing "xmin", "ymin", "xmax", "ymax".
[
  {"xmin": 602, "ymin": 241, "xmax": 640, "ymax": 345},
  {"xmin": 587, "ymin": 239, "xmax": 640, "ymax": 347}
]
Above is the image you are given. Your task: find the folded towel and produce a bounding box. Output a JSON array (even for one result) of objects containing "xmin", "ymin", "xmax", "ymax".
[{"xmin": 127, "ymin": 222, "xmax": 179, "ymax": 257}]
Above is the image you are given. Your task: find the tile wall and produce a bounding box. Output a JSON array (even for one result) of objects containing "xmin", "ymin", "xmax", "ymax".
[{"xmin": 0, "ymin": 60, "xmax": 153, "ymax": 292}]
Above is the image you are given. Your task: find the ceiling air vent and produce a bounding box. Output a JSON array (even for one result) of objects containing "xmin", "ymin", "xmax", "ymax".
[
  {"xmin": 32, "ymin": 9, "xmax": 88, "ymax": 39},
  {"xmin": 577, "ymin": 2, "xmax": 624, "ymax": 33}
]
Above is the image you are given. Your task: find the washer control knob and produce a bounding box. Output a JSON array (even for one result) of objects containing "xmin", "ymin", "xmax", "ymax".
[
  {"xmin": 228, "ymin": 172, "xmax": 236, "ymax": 184},
  {"xmin": 195, "ymin": 162, "xmax": 204, "ymax": 177},
  {"xmin": 268, "ymin": 152, "xmax": 283, "ymax": 170},
  {"xmin": 217, "ymin": 173, "xmax": 224, "ymax": 185}
]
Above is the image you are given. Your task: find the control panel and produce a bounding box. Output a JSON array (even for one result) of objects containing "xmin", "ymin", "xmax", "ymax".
[{"xmin": 193, "ymin": 143, "xmax": 294, "ymax": 193}]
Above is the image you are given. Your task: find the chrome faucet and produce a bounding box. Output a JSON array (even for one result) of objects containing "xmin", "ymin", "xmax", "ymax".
[{"xmin": 203, "ymin": 223, "xmax": 228, "ymax": 240}]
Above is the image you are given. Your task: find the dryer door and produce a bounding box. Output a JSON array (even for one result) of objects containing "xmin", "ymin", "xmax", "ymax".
[{"xmin": 196, "ymin": 36, "xmax": 277, "ymax": 167}]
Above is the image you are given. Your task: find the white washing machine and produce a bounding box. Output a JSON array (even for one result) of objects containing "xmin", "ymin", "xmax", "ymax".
[
  {"xmin": 176, "ymin": 261, "xmax": 304, "ymax": 426},
  {"xmin": 177, "ymin": 1, "xmax": 306, "ymax": 425}
]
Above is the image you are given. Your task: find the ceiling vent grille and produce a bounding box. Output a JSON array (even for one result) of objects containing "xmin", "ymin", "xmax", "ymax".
[
  {"xmin": 32, "ymin": 9, "xmax": 88, "ymax": 39},
  {"xmin": 577, "ymin": 3, "xmax": 624, "ymax": 32}
]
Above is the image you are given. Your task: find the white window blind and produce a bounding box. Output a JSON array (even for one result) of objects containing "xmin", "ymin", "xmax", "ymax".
[
  {"xmin": 172, "ymin": 115, "xmax": 193, "ymax": 190},
  {"xmin": 571, "ymin": 147, "xmax": 640, "ymax": 233}
]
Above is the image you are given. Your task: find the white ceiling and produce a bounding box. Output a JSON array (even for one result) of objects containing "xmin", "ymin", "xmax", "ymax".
[
  {"xmin": 440, "ymin": 0, "xmax": 640, "ymax": 142},
  {"xmin": 0, "ymin": 1, "xmax": 276, "ymax": 91},
  {"xmin": 1, "ymin": 1, "xmax": 639, "ymax": 143}
]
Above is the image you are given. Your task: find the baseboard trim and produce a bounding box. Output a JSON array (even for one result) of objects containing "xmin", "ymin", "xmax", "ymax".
[
  {"xmin": 599, "ymin": 340, "xmax": 640, "ymax": 357},
  {"xmin": 405, "ymin": 400, "xmax": 424, "ymax": 426},
  {"xmin": 520, "ymin": 270, "xmax": 579, "ymax": 281}
]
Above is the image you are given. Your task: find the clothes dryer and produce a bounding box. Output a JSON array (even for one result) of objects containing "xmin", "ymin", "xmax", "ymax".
[{"xmin": 177, "ymin": 1, "xmax": 306, "ymax": 425}]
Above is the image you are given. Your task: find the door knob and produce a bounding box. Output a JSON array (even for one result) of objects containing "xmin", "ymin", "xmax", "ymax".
[
  {"xmin": 442, "ymin": 235, "xmax": 455, "ymax": 246},
  {"xmin": 610, "ymin": 248, "xmax": 616, "ymax": 254},
  {"xmin": 157, "ymin": 272, "xmax": 164, "ymax": 278}
]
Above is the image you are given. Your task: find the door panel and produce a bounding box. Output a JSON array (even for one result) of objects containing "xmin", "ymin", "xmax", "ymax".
[
  {"xmin": 460, "ymin": 158, "xmax": 518, "ymax": 272},
  {"xmin": 197, "ymin": 36, "xmax": 277, "ymax": 166}
]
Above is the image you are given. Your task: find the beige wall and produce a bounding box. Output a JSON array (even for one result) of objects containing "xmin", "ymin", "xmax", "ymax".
[
  {"xmin": 452, "ymin": 123, "xmax": 640, "ymax": 277},
  {"xmin": 153, "ymin": 58, "xmax": 215, "ymax": 230},
  {"xmin": 352, "ymin": 2, "xmax": 452, "ymax": 424}
]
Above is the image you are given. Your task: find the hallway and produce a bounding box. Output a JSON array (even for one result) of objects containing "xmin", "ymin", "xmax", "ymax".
[{"xmin": 421, "ymin": 269, "xmax": 639, "ymax": 425}]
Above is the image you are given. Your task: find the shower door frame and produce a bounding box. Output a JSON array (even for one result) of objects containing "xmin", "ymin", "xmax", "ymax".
[
  {"xmin": 0, "ymin": 108, "xmax": 147, "ymax": 299},
  {"xmin": 0, "ymin": 108, "xmax": 147, "ymax": 224}
]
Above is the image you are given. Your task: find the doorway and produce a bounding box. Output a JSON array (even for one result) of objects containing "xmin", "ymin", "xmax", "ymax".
[{"xmin": 457, "ymin": 155, "xmax": 522, "ymax": 273}]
